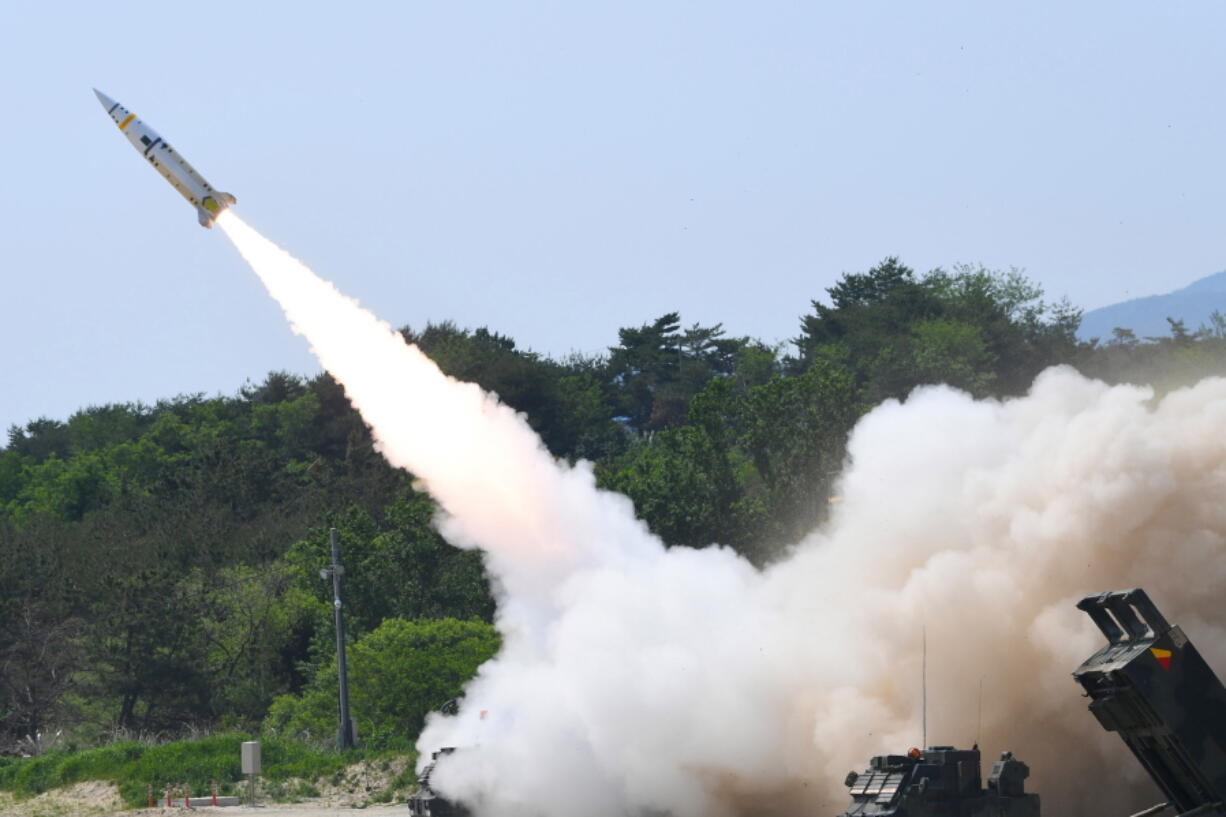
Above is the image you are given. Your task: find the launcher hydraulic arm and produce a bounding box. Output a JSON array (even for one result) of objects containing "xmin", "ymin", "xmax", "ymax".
[{"xmin": 1074, "ymin": 589, "xmax": 1226, "ymax": 817}]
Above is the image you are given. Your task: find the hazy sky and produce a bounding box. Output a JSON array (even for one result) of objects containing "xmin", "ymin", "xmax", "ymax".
[{"xmin": 3, "ymin": 2, "xmax": 1225, "ymax": 435}]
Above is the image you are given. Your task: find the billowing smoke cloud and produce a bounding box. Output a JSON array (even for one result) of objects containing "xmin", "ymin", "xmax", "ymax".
[{"xmin": 219, "ymin": 211, "xmax": 1226, "ymax": 817}]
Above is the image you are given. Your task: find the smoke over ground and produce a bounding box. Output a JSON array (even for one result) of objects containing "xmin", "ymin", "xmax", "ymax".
[{"xmin": 219, "ymin": 212, "xmax": 1226, "ymax": 817}]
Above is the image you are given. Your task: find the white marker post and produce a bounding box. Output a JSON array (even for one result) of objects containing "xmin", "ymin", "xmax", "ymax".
[{"xmin": 241, "ymin": 741, "xmax": 261, "ymax": 806}]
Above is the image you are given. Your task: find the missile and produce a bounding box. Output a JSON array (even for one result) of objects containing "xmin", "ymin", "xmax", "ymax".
[{"xmin": 93, "ymin": 89, "xmax": 236, "ymax": 228}]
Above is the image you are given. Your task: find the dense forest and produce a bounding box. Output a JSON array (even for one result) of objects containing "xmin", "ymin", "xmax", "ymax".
[{"xmin": 4, "ymin": 258, "xmax": 1226, "ymax": 755}]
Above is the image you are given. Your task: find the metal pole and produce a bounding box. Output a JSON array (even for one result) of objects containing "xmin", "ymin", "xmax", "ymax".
[{"xmin": 330, "ymin": 528, "xmax": 356, "ymax": 749}]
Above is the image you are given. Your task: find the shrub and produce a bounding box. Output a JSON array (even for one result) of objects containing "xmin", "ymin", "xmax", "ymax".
[
  {"xmin": 0, "ymin": 733, "xmax": 351, "ymax": 808},
  {"xmin": 265, "ymin": 618, "xmax": 499, "ymax": 749}
]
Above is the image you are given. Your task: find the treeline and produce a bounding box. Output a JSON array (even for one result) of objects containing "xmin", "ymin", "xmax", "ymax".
[{"xmin": 3, "ymin": 258, "xmax": 1225, "ymax": 753}]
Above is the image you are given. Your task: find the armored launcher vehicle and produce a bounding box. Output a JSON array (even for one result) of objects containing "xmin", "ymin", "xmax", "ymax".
[
  {"xmin": 1074, "ymin": 588, "xmax": 1226, "ymax": 817},
  {"xmin": 836, "ymin": 744, "xmax": 1039, "ymax": 817},
  {"xmin": 409, "ymin": 747, "xmax": 469, "ymax": 817},
  {"xmin": 416, "ymin": 588, "xmax": 1221, "ymax": 817}
]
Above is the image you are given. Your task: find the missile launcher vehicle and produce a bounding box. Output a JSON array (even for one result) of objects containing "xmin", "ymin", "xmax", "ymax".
[
  {"xmin": 836, "ymin": 744, "xmax": 1039, "ymax": 817},
  {"xmin": 836, "ymin": 588, "xmax": 1226, "ymax": 817},
  {"xmin": 414, "ymin": 588, "xmax": 1223, "ymax": 817},
  {"xmin": 409, "ymin": 747, "xmax": 469, "ymax": 817},
  {"xmin": 1074, "ymin": 588, "xmax": 1226, "ymax": 817}
]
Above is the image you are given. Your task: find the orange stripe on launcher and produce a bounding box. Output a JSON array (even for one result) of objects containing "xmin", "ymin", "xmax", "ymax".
[{"xmin": 1150, "ymin": 647, "xmax": 1173, "ymax": 670}]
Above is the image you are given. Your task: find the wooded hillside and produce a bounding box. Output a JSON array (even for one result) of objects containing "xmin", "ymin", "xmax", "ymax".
[{"xmin": 5, "ymin": 258, "xmax": 1225, "ymax": 753}]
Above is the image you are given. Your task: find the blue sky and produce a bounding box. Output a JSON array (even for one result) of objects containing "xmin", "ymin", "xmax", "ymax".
[{"xmin": 3, "ymin": 2, "xmax": 1226, "ymax": 435}]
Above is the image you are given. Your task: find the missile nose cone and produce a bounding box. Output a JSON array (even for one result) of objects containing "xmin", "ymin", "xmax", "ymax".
[{"xmin": 93, "ymin": 88, "xmax": 117, "ymax": 113}]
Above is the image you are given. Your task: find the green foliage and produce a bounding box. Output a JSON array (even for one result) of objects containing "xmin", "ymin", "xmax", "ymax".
[
  {"xmin": 10, "ymin": 268, "xmax": 1226, "ymax": 758},
  {"xmin": 795, "ymin": 258, "xmax": 1081, "ymax": 401},
  {"xmin": 868, "ymin": 318, "xmax": 997, "ymax": 399},
  {"xmin": 264, "ymin": 618, "xmax": 499, "ymax": 749},
  {"xmin": 189, "ymin": 564, "xmax": 320, "ymax": 724},
  {"xmin": 607, "ymin": 313, "xmax": 769, "ymax": 431},
  {"xmin": 1079, "ymin": 313, "xmax": 1226, "ymax": 393},
  {"xmin": 404, "ymin": 323, "xmax": 622, "ymax": 460},
  {"xmin": 601, "ymin": 362, "xmax": 859, "ymax": 562},
  {"xmin": 0, "ymin": 733, "xmax": 349, "ymax": 807},
  {"xmin": 825, "ymin": 256, "xmax": 918, "ymax": 309},
  {"xmin": 737, "ymin": 362, "xmax": 860, "ymax": 547},
  {"xmin": 602, "ymin": 423, "xmax": 747, "ymax": 551},
  {"xmin": 0, "ymin": 514, "xmax": 86, "ymax": 739},
  {"xmin": 285, "ymin": 496, "xmax": 496, "ymax": 641}
]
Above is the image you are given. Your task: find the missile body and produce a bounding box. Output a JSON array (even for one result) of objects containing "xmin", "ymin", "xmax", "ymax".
[{"xmin": 94, "ymin": 90, "xmax": 235, "ymax": 228}]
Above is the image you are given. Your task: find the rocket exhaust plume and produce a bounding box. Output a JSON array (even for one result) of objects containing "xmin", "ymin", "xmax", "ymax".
[{"xmin": 218, "ymin": 210, "xmax": 1226, "ymax": 817}]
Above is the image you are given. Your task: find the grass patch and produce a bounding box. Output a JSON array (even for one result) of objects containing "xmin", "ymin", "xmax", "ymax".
[
  {"xmin": 389, "ymin": 763, "xmax": 420, "ymax": 795},
  {"xmin": 0, "ymin": 733, "xmax": 357, "ymax": 808}
]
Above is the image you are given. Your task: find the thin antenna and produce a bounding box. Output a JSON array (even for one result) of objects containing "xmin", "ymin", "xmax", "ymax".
[
  {"xmin": 976, "ymin": 677, "xmax": 983, "ymax": 748},
  {"xmin": 922, "ymin": 625, "xmax": 927, "ymax": 750}
]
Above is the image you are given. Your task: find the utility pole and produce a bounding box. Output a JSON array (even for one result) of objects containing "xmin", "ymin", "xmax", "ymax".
[{"xmin": 320, "ymin": 527, "xmax": 356, "ymax": 749}]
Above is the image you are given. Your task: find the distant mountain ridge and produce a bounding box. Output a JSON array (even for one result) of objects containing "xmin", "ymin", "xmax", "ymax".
[{"xmin": 1078, "ymin": 270, "xmax": 1226, "ymax": 342}]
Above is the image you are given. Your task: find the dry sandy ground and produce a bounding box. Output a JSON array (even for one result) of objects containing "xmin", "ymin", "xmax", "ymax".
[{"xmin": 0, "ymin": 781, "xmax": 124, "ymax": 817}]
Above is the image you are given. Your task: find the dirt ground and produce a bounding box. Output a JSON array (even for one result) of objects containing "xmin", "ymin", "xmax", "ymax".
[{"xmin": 0, "ymin": 781, "xmax": 123, "ymax": 817}]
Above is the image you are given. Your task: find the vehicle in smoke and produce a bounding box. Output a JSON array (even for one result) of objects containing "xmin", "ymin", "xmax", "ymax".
[
  {"xmin": 410, "ymin": 588, "xmax": 1225, "ymax": 817},
  {"xmin": 1074, "ymin": 588, "xmax": 1226, "ymax": 817},
  {"xmin": 836, "ymin": 744, "xmax": 1039, "ymax": 817},
  {"xmin": 93, "ymin": 89, "xmax": 236, "ymax": 228},
  {"xmin": 409, "ymin": 747, "xmax": 470, "ymax": 817}
]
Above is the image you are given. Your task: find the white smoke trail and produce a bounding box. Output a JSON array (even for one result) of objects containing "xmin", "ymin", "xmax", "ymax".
[
  {"xmin": 217, "ymin": 211, "xmax": 656, "ymax": 616},
  {"xmin": 219, "ymin": 211, "xmax": 1226, "ymax": 817}
]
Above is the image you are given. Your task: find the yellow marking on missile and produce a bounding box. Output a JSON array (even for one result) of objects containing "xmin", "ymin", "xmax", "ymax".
[
  {"xmin": 118, "ymin": 113, "xmax": 136, "ymax": 131},
  {"xmin": 202, "ymin": 197, "xmax": 220, "ymax": 214}
]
